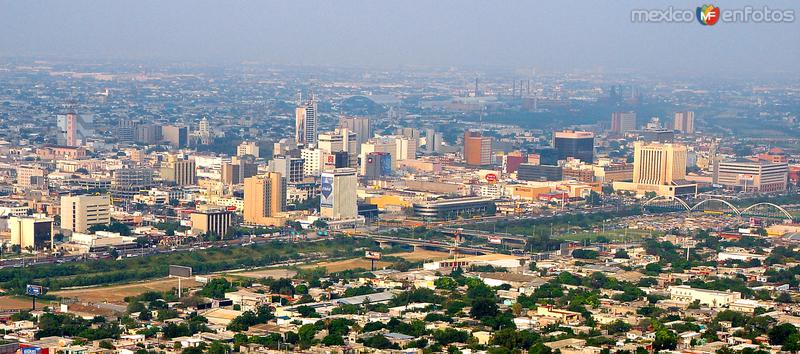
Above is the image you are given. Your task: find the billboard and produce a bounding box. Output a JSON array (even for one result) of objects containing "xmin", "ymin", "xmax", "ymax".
[
  {"xmin": 169, "ymin": 265, "xmax": 193, "ymax": 278},
  {"xmin": 365, "ymin": 251, "xmax": 382, "ymax": 260},
  {"xmin": 488, "ymin": 236, "xmax": 502, "ymax": 244},
  {"xmin": 25, "ymin": 285, "xmax": 45, "ymax": 296},
  {"xmin": 320, "ymin": 174, "xmax": 334, "ymax": 208}
]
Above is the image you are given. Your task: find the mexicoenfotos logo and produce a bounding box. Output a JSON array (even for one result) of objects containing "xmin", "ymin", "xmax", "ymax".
[
  {"xmin": 697, "ymin": 4, "xmax": 721, "ymax": 25},
  {"xmin": 631, "ymin": 4, "xmax": 795, "ymax": 24}
]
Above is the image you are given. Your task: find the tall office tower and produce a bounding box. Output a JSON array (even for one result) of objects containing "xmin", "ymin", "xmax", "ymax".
[
  {"xmin": 320, "ymin": 168, "xmax": 357, "ymax": 220},
  {"xmin": 111, "ymin": 167, "xmax": 155, "ymax": 200},
  {"xmin": 269, "ymin": 155, "xmax": 305, "ymax": 183},
  {"xmin": 632, "ymin": 141, "xmax": 687, "ymax": 185},
  {"xmin": 339, "ymin": 116, "xmax": 372, "ymax": 147},
  {"xmin": 359, "ymin": 137, "xmax": 397, "ymax": 174},
  {"xmin": 611, "ymin": 111, "xmax": 637, "ymax": 133},
  {"xmin": 463, "ymin": 130, "xmax": 493, "ymax": 166},
  {"xmin": 364, "ymin": 152, "xmax": 392, "ymax": 181},
  {"xmin": 237, "ymin": 141, "xmax": 260, "ymax": 158},
  {"xmin": 396, "ymin": 127, "xmax": 421, "ymax": 142},
  {"xmin": 318, "ymin": 128, "xmax": 358, "ymax": 167},
  {"xmin": 162, "ymin": 125, "xmax": 188, "ymax": 148},
  {"xmin": 554, "ymin": 130, "xmax": 594, "ymax": 163},
  {"xmin": 295, "ymin": 98, "xmax": 318, "ymax": 146},
  {"xmin": 197, "ymin": 117, "xmax": 211, "ymax": 145},
  {"xmin": 136, "ymin": 124, "xmax": 162, "ymax": 144},
  {"xmin": 57, "ymin": 113, "xmax": 94, "ymax": 147},
  {"xmin": 393, "ymin": 136, "xmax": 418, "ymax": 163},
  {"xmin": 222, "ymin": 156, "xmax": 258, "ymax": 185},
  {"xmin": 117, "ymin": 119, "xmax": 138, "ymax": 142},
  {"xmin": 60, "ymin": 194, "xmax": 112, "ymax": 233},
  {"xmin": 301, "ymin": 148, "xmax": 323, "ymax": 177},
  {"xmin": 433, "ymin": 132, "xmax": 444, "ymax": 153},
  {"xmin": 9, "ymin": 216, "xmax": 54, "ymax": 250},
  {"xmin": 273, "ymin": 138, "xmax": 299, "ymax": 156},
  {"xmin": 174, "ymin": 158, "xmax": 197, "ymax": 186},
  {"xmin": 243, "ymin": 173, "xmax": 287, "ymax": 225},
  {"xmin": 673, "ymin": 111, "xmax": 695, "ymax": 134},
  {"xmin": 424, "ymin": 128, "xmax": 437, "ymax": 153}
]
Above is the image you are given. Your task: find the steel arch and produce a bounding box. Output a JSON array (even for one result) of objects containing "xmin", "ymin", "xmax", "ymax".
[
  {"xmin": 642, "ymin": 195, "xmax": 691, "ymax": 211},
  {"xmin": 740, "ymin": 202, "xmax": 793, "ymax": 220},
  {"xmin": 690, "ymin": 198, "xmax": 741, "ymax": 215}
]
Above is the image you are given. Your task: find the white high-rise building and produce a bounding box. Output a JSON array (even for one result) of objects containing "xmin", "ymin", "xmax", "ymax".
[
  {"xmin": 295, "ymin": 98, "xmax": 318, "ymax": 146},
  {"xmin": 301, "ymin": 148, "xmax": 324, "ymax": 177},
  {"xmin": 318, "ymin": 128, "xmax": 358, "ymax": 167},
  {"xmin": 320, "ymin": 168, "xmax": 358, "ymax": 220}
]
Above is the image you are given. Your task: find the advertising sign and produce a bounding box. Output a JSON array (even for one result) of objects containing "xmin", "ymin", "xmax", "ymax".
[
  {"xmin": 365, "ymin": 251, "xmax": 382, "ymax": 260},
  {"xmin": 320, "ymin": 174, "xmax": 334, "ymax": 208},
  {"xmin": 169, "ymin": 265, "xmax": 193, "ymax": 278}
]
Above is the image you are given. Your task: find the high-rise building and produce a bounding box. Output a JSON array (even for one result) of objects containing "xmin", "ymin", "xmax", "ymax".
[
  {"xmin": 554, "ymin": 130, "xmax": 594, "ymax": 163},
  {"xmin": 243, "ymin": 173, "xmax": 287, "ymax": 226},
  {"xmin": 162, "ymin": 125, "xmax": 188, "ymax": 148},
  {"xmin": 364, "ymin": 152, "xmax": 392, "ymax": 181},
  {"xmin": 117, "ymin": 119, "xmax": 138, "ymax": 142},
  {"xmin": 424, "ymin": 128, "xmax": 437, "ymax": 153},
  {"xmin": 136, "ymin": 124, "xmax": 162, "ymax": 144},
  {"xmin": 160, "ymin": 155, "xmax": 196, "ymax": 186},
  {"xmin": 320, "ymin": 168, "xmax": 358, "ymax": 220},
  {"xmin": 9, "ymin": 216, "xmax": 54, "ymax": 250},
  {"xmin": 111, "ymin": 167, "xmax": 155, "ymax": 200},
  {"xmin": 612, "ymin": 141, "xmax": 696, "ymax": 197},
  {"xmin": 269, "ymin": 155, "xmax": 305, "ymax": 183},
  {"xmin": 295, "ymin": 99, "xmax": 318, "ymax": 146},
  {"xmin": 60, "ymin": 195, "xmax": 112, "ymax": 233},
  {"xmin": 318, "ymin": 128, "xmax": 358, "ymax": 167},
  {"xmin": 464, "ymin": 130, "xmax": 493, "ymax": 166},
  {"xmin": 57, "ymin": 113, "xmax": 94, "ymax": 147},
  {"xmin": 359, "ymin": 137, "xmax": 397, "ymax": 174},
  {"xmin": 517, "ymin": 164, "xmax": 563, "ymax": 181},
  {"xmin": 394, "ymin": 136, "xmax": 418, "ymax": 163},
  {"xmin": 632, "ymin": 141, "xmax": 686, "ymax": 185},
  {"xmin": 713, "ymin": 160, "xmax": 788, "ymax": 193},
  {"xmin": 301, "ymin": 148, "xmax": 324, "ymax": 177},
  {"xmin": 673, "ymin": 111, "xmax": 695, "ymax": 134},
  {"xmin": 611, "ymin": 112, "xmax": 637, "ymax": 133},
  {"xmin": 190, "ymin": 208, "xmax": 234, "ymax": 239},
  {"xmin": 396, "ymin": 127, "xmax": 421, "ymax": 142},
  {"xmin": 221, "ymin": 156, "xmax": 258, "ymax": 185},
  {"xmin": 339, "ymin": 116, "xmax": 372, "ymax": 148},
  {"xmin": 197, "ymin": 117, "xmax": 211, "ymax": 145},
  {"xmin": 237, "ymin": 141, "xmax": 260, "ymax": 158}
]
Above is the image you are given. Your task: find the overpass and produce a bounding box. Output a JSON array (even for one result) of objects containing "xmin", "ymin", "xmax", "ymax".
[
  {"xmin": 356, "ymin": 235, "xmax": 495, "ymax": 255},
  {"xmin": 440, "ymin": 228, "xmax": 528, "ymax": 245}
]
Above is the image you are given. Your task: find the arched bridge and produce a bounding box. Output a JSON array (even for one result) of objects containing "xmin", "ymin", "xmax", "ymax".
[{"xmin": 642, "ymin": 196, "xmax": 794, "ymax": 221}]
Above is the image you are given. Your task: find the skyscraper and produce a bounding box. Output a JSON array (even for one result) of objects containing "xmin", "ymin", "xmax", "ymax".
[
  {"xmin": 611, "ymin": 111, "xmax": 637, "ymax": 133},
  {"xmin": 318, "ymin": 128, "xmax": 358, "ymax": 167},
  {"xmin": 243, "ymin": 173, "xmax": 287, "ymax": 226},
  {"xmin": 339, "ymin": 116, "xmax": 372, "ymax": 148},
  {"xmin": 632, "ymin": 141, "xmax": 687, "ymax": 185},
  {"xmin": 464, "ymin": 130, "xmax": 493, "ymax": 166},
  {"xmin": 57, "ymin": 113, "xmax": 93, "ymax": 147},
  {"xmin": 553, "ymin": 130, "xmax": 594, "ymax": 163},
  {"xmin": 237, "ymin": 141, "xmax": 260, "ymax": 158},
  {"xmin": 612, "ymin": 141, "xmax": 696, "ymax": 197},
  {"xmin": 673, "ymin": 111, "xmax": 695, "ymax": 134},
  {"xmin": 162, "ymin": 125, "xmax": 188, "ymax": 148},
  {"xmin": 295, "ymin": 98, "xmax": 318, "ymax": 146},
  {"xmin": 320, "ymin": 168, "xmax": 357, "ymax": 220}
]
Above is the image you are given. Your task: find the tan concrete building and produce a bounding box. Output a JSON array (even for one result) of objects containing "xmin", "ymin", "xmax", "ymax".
[
  {"xmin": 464, "ymin": 130, "xmax": 492, "ymax": 166},
  {"xmin": 9, "ymin": 215, "xmax": 54, "ymax": 250},
  {"xmin": 60, "ymin": 195, "xmax": 111, "ymax": 233},
  {"xmin": 190, "ymin": 209, "xmax": 234, "ymax": 238},
  {"xmin": 243, "ymin": 173, "xmax": 286, "ymax": 226},
  {"xmin": 613, "ymin": 141, "xmax": 696, "ymax": 197}
]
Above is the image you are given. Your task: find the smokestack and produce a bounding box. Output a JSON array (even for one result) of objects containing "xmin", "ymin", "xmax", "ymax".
[{"xmin": 475, "ymin": 77, "xmax": 479, "ymax": 96}]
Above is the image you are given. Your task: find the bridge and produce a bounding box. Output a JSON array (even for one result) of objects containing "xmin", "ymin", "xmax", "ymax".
[
  {"xmin": 440, "ymin": 228, "xmax": 528, "ymax": 245},
  {"xmin": 642, "ymin": 195, "xmax": 795, "ymax": 221},
  {"xmin": 357, "ymin": 235, "xmax": 495, "ymax": 255}
]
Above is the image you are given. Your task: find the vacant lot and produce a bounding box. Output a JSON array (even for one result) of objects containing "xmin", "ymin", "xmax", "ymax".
[
  {"xmin": 0, "ymin": 295, "xmax": 53, "ymax": 310},
  {"xmin": 301, "ymin": 258, "xmax": 392, "ymax": 272},
  {"xmin": 391, "ymin": 250, "xmax": 450, "ymax": 262},
  {"xmin": 53, "ymin": 277, "xmax": 202, "ymax": 304},
  {"xmin": 229, "ymin": 268, "xmax": 297, "ymax": 279}
]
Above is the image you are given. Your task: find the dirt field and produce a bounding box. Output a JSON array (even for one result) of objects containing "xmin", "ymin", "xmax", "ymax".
[
  {"xmin": 229, "ymin": 268, "xmax": 297, "ymax": 279},
  {"xmin": 391, "ymin": 250, "xmax": 450, "ymax": 262},
  {"xmin": 0, "ymin": 296, "xmax": 54, "ymax": 310},
  {"xmin": 52, "ymin": 277, "xmax": 202, "ymax": 304},
  {"xmin": 301, "ymin": 258, "xmax": 392, "ymax": 272}
]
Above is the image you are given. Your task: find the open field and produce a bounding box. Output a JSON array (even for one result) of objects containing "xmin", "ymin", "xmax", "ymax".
[
  {"xmin": 301, "ymin": 258, "xmax": 392, "ymax": 272},
  {"xmin": 228, "ymin": 268, "xmax": 297, "ymax": 279},
  {"xmin": 52, "ymin": 277, "xmax": 202, "ymax": 304},
  {"xmin": 555, "ymin": 229, "xmax": 658, "ymax": 242},
  {"xmin": 390, "ymin": 250, "xmax": 450, "ymax": 262},
  {"xmin": 0, "ymin": 295, "xmax": 56, "ymax": 310}
]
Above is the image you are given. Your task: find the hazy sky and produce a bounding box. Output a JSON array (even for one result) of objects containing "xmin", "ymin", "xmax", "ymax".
[{"xmin": 1, "ymin": 0, "xmax": 798, "ymax": 75}]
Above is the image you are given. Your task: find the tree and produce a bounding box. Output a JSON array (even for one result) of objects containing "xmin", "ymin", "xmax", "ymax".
[
  {"xmin": 322, "ymin": 334, "xmax": 344, "ymax": 346},
  {"xmin": 469, "ymin": 298, "xmax": 499, "ymax": 319},
  {"xmin": 528, "ymin": 342, "xmax": 552, "ymax": 354},
  {"xmin": 776, "ymin": 292, "xmax": 793, "ymax": 304},
  {"xmin": 653, "ymin": 329, "xmax": 678, "ymax": 351},
  {"xmin": 769, "ymin": 323, "xmax": 799, "ymax": 346},
  {"xmin": 434, "ymin": 277, "xmax": 458, "ymax": 290},
  {"xmin": 614, "ymin": 249, "xmax": 630, "ymax": 259}
]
